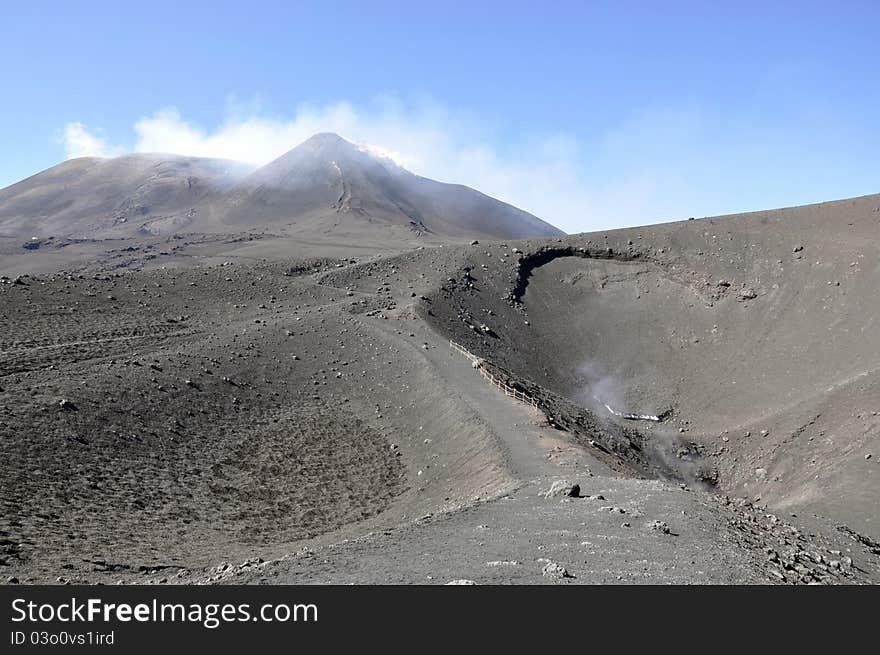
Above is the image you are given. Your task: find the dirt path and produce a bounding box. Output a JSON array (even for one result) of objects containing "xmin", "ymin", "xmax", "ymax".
[{"xmin": 395, "ymin": 322, "xmax": 609, "ymax": 483}]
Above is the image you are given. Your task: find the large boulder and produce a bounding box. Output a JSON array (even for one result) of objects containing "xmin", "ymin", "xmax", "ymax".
[{"xmin": 543, "ymin": 480, "xmax": 580, "ymax": 498}]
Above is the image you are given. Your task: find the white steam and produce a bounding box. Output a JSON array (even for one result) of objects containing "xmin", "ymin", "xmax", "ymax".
[
  {"xmin": 574, "ymin": 358, "xmax": 708, "ymax": 485},
  {"xmin": 574, "ymin": 359, "xmax": 628, "ymax": 424},
  {"xmin": 62, "ymin": 122, "xmax": 123, "ymax": 159}
]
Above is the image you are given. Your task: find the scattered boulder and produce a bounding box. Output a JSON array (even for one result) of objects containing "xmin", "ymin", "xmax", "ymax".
[
  {"xmin": 648, "ymin": 520, "xmax": 671, "ymax": 534},
  {"xmin": 543, "ymin": 480, "xmax": 580, "ymax": 498},
  {"xmin": 542, "ymin": 561, "xmax": 574, "ymax": 579},
  {"xmin": 445, "ymin": 579, "xmax": 476, "ymax": 585},
  {"xmin": 59, "ymin": 399, "xmax": 77, "ymax": 411}
]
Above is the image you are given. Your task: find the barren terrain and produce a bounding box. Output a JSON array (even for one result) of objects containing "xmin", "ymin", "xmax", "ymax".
[{"xmin": 1, "ymin": 142, "xmax": 878, "ymax": 585}]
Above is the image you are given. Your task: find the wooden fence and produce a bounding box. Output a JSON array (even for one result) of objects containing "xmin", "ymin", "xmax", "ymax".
[{"xmin": 449, "ymin": 340, "xmax": 539, "ymax": 408}]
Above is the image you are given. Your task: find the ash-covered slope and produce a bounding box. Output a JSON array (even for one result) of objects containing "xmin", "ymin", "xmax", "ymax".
[
  {"xmin": 204, "ymin": 133, "xmax": 563, "ymax": 239},
  {"xmin": 423, "ymin": 193, "xmax": 880, "ymax": 540},
  {"xmin": 0, "ymin": 133, "xmax": 563, "ymax": 242},
  {"xmin": 0, "ymin": 154, "xmax": 250, "ymax": 238},
  {"xmin": 2, "ymin": 192, "xmax": 879, "ymax": 585}
]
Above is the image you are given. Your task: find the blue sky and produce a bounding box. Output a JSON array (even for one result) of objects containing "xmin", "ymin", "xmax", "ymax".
[{"xmin": 2, "ymin": 1, "xmax": 878, "ymax": 233}]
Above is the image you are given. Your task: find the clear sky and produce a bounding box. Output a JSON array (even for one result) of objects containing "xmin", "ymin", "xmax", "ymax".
[{"xmin": 2, "ymin": 1, "xmax": 878, "ymax": 233}]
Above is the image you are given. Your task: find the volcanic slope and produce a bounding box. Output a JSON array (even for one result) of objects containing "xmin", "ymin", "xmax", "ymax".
[
  {"xmin": 6, "ymin": 250, "xmax": 870, "ymax": 586},
  {"xmin": 424, "ymin": 192, "xmax": 880, "ymax": 544},
  {"xmin": 0, "ymin": 255, "xmax": 516, "ymax": 583},
  {"xmin": 203, "ymin": 133, "xmax": 564, "ymax": 241},
  {"xmin": 0, "ymin": 133, "xmax": 561, "ymax": 251},
  {"xmin": 2, "ymin": 193, "xmax": 880, "ymax": 585},
  {"xmin": 0, "ymin": 153, "xmax": 249, "ymax": 239},
  {"xmin": 0, "ymin": 134, "xmax": 563, "ymax": 280}
]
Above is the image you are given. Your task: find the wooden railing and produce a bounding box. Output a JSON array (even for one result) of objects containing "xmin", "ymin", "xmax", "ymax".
[
  {"xmin": 449, "ymin": 340, "xmax": 539, "ymax": 408},
  {"xmin": 449, "ymin": 339, "xmax": 479, "ymax": 363}
]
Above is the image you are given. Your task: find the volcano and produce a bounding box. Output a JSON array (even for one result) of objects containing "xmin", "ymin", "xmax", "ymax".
[{"xmin": 0, "ymin": 133, "xmax": 563, "ymax": 241}]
